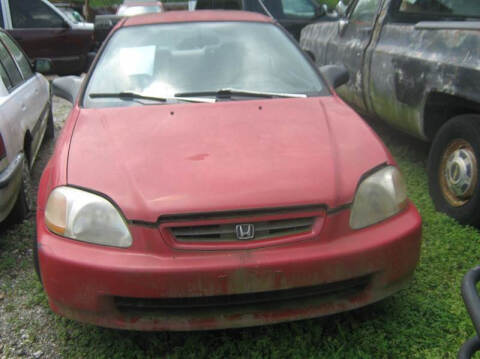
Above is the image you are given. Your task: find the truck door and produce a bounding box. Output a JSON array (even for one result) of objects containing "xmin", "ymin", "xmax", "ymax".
[
  {"xmin": 325, "ymin": 0, "xmax": 382, "ymax": 112},
  {"xmin": 6, "ymin": 0, "xmax": 88, "ymax": 74}
]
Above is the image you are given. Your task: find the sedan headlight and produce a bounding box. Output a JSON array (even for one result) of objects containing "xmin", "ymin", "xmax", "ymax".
[
  {"xmin": 350, "ymin": 166, "xmax": 408, "ymax": 229},
  {"xmin": 44, "ymin": 186, "xmax": 132, "ymax": 247}
]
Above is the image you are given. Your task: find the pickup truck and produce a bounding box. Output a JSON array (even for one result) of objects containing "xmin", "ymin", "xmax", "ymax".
[
  {"xmin": 301, "ymin": 0, "xmax": 480, "ymax": 225},
  {"xmin": 0, "ymin": 0, "xmax": 94, "ymax": 75}
]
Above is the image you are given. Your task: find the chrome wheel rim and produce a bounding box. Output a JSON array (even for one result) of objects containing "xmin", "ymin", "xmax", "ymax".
[{"xmin": 440, "ymin": 139, "xmax": 478, "ymax": 207}]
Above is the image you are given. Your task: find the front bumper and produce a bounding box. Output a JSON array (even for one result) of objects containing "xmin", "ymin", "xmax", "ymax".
[
  {"xmin": 0, "ymin": 154, "xmax": 24, "ymax": 222},
  {"xmin": 37, "ymin": 203, "xmax": 422, "ymax": 331}
]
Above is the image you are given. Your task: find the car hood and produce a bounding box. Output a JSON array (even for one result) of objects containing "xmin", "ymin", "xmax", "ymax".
[{"xmin": 68, "ymin": 97, "xmax": 392, "ymax": 222}]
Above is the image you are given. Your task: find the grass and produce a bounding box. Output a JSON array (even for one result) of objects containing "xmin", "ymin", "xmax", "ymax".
[{"xmin": 1, "ymin": 119, "xmax": 480, "ymax": 358}]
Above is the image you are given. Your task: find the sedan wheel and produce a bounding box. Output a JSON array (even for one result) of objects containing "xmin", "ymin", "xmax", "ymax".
[
  {"xmin": 10, "ymin": 158, "xmax": 33, "ymax": 222},
  {"xmin": 45, "ymin": 103, "xmax": 55, "ymax": 140}
]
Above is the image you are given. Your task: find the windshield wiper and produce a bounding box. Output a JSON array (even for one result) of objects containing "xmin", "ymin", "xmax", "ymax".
[
  {"xmin": 89, "ymin": 91, "xmax": 215, "ymax": 103},
  {"xmin": 174, "ymin": 88, "xmax": 307, "ymax": 99}
]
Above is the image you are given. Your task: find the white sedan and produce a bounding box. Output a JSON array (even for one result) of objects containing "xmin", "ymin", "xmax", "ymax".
[{"xmin": 0, "ymin": 30, "xmax": 52, "ymax": 223}]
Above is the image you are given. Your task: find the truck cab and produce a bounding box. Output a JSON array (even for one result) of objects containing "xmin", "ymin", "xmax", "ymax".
[
  {"xmin": 0, "ymin": 0, "xmax": 94, "ymax": 75},
  {"xmin": 301, "ymin": 0, "xmax": 480, "ymax": 225}
]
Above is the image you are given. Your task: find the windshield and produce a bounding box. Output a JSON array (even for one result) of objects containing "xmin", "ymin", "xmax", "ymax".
[
  {"xmin": 84, "ymin": 22, "xmax": 326, "ymax": 108},
  {"xmin": 118, "ymin": 6, "xmax": 162, "ymax": 16}
]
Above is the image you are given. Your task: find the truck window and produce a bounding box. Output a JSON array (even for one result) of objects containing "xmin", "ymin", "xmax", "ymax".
[
  {"xmin": 0, "ymin": 42, "xmax": 22, "ymax": 89},
  {"xmin": 9, "ymin": 0, "xmax": 65, "ymax": 28},
  {"xmin": 244, "ymin": 0, "xmax": 285, "ymax": 18},
  {"xmin": 281, "ymin": 0, "xmax": 315, "ymax": 18},
  {"xmin": 195, "ymin": 0, "xmax": 242, "ymax": 10},
  {"xmin": 394, "ymin": 0, "xmax": 480, "ymax": 20},
  {"xmin": 0, "ymin": 33, "xmax": 33, "ymax": 80},
  {"xmin": 350, "ymin": 0, "xmax": 381, "ymax": 26}
]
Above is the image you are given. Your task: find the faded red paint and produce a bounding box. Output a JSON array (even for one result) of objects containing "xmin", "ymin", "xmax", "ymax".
[
  {"xmin": 37, "ymin": 204, "xmax": 421, "ymax": 330},
  {"xmin": 65, "ymin": 97, "xmax": 392, "ymax": 222},
  {"xmin": 36, "ymin": 11, "xmax": 422, "ymax": 330},
  {"xmin": 123, "ymin": 10, "xmax": 275, "ymax": 28}
]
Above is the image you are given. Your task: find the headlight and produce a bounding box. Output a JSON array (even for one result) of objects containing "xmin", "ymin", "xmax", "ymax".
[
  {"xmin": 350, "ymin": 166, "xmax": 408, "ymax": 229},
  {"xmin": 44, "ymin": 186, "xmax": 132, "ymax": 248}
]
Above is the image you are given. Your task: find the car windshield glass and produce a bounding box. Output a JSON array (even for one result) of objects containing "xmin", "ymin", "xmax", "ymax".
[
  {"xmin": 84, "ymin": 22, "xmax": 325, "ymax": 108},
  {"xmin": 118, "ymin": 6, "xmax": 161, "ymax": 16},
  {"xmin": 398, "ymin": 0, "xmax": 480, "ymax": 18}
]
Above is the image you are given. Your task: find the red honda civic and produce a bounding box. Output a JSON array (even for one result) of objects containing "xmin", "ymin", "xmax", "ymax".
[{"xmin": 36, "ymin": 10, "xmax": 422, "ymax": 331}]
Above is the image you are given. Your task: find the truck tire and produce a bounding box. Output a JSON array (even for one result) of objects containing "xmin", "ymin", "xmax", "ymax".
[
  {"xmin": 44, "ymin": 103, "xmax": 54, "ymax": 140},
  {"xmin": 428, "ymin": 115, "xmax": 480, "ymax": 225},
  {"xmin": 10, "ymin": 158, "xmax": 33, "ymax": 222}
]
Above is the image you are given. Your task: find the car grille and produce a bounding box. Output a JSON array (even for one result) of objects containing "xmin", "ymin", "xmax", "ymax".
[
  {"xmin": 170, "ymin": 217, "xmax": 315, "ymax": 242},
  {"xmin": 114, "ymin": 275, "xmax": 371, "ymax": 312}
]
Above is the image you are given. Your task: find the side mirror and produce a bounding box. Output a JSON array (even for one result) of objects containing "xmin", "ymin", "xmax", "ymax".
[
  {"xmin": 52, "ymin": 76, "xmax": 82, "ymax": 104},
  {"xmin": 34, "ymin": 58, "xmax": 53, "ymax": 74},
  {"xmin": 335, "ymin": 0, "xmax": 348, "ymax": 17},
  {"xmin": 319, "ymin": 64, "xmax": 349, "ymax": 89}
]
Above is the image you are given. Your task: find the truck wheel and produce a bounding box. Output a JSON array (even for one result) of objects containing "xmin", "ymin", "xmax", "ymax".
[
  {"xmin": 45, "ymin": 103, "xmax": 54, "ymax": 140},
  {"xmin": 428, "ymin": 115, "xmax": 480, "ymax": 225},
  {"xmin": 10, "ymin": 158, "xmax": 33, "ymax": 222}
]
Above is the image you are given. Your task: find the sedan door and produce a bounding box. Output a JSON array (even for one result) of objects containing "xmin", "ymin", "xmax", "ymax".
[
  {"xmin": 0, "ymin": 39, "xmax": 28, "ymax": 162},
  {"xmin": 0, "ymin": 32, "xmax": 48, "ymax": 165},
  {"xmin": 1, "ymin": 31, "xmax": 49, "ymax": 163}
]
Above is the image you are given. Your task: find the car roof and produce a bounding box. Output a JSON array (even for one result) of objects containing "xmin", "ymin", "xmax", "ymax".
[{"xmin": 121, "ymin": 10, "xmax": 274, "ymax": 27}]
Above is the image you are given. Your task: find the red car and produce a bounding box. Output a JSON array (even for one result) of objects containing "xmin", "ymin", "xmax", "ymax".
[{"xmin": 37, "ymin": 11, "xmax": 422, "ymax": 331}]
